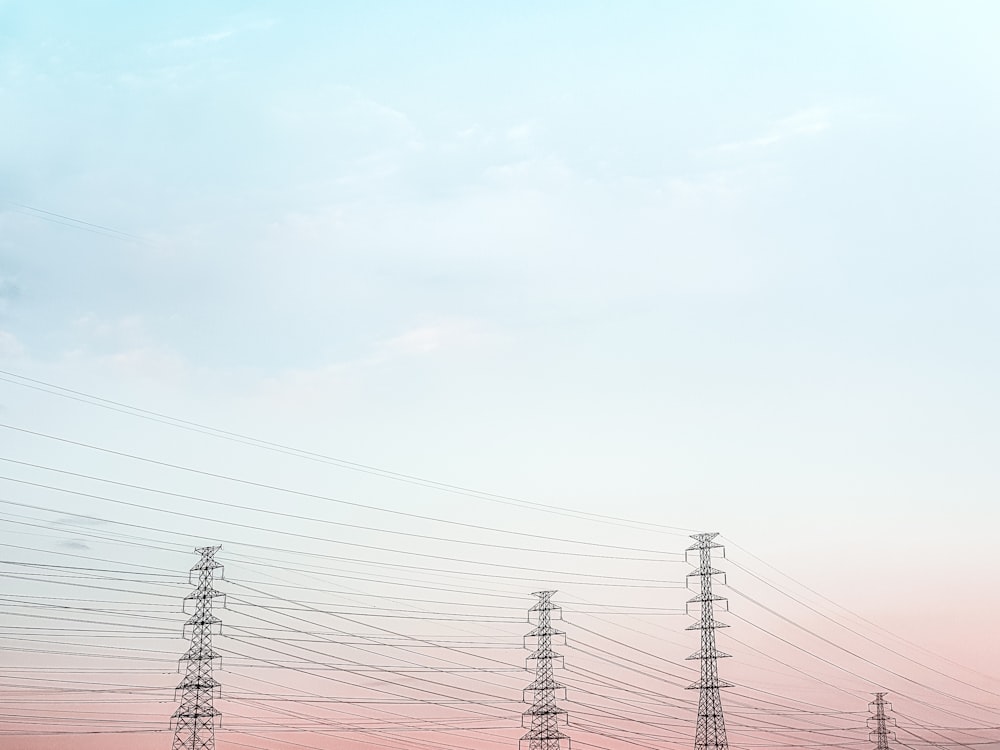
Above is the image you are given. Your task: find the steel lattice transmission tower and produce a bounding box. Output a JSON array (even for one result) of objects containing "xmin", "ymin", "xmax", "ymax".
[
  {"xmin": 521, "ymin": 590, "xmax": 570, "ymax": 750},
  {"xmin": 868, "ymin": 693, "xmax": 896, "ymax": 750},
  {"xmin": 171, "ymin": 545, "xmax": 225, "ymax": 750},
  {"xmin": 686, "ymin": 533, "xmax": 732, "ymax": 750}
]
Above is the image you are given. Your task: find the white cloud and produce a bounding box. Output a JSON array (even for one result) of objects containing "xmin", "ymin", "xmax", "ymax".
[
  {"xmin": 378, "ymin": 320, "xmax": 482, "ymax": 358},
  {"xmin": 72, "ymin": 313, "xmax": 147, "ymax": 347},
  {"xmin": 160, "ymin": 19, "xmax": 275, "ymax": 50},
  {"xmin": 482, "ymin": 155, "xmax": 574, "ymax": 186},
  {"xmin": 0, "ymin": 330, "xmax": 24, "ymax": 358},
  {"xmin": 251, "ymin": 320, "xmax": 485, "ymax": 413},
  {"xmin": 104, "ymin": 346, "xmax": 189, "ymax": 381},
  {"xmin": 64, "ymin": 314, "xmax": 189, "ymax": 383},
  {"xmin": 506, "ymin": 122, "xmax": 534, "ymax": 141},
  {"xmin": 168, "ymin": 30, "xmax": 234, "ymax": 48},
  {"xmin": 709, "ymin": 107, "xmax": 833, "ymax": 154},
  {"xmin": 254, "ymin": 362, "xmax": 352, "ymax": 413}
]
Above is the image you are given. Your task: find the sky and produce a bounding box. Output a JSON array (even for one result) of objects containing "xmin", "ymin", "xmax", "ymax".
[{"xmin": 1, "ymin": 2, "xmax": 999, "ymax": 749}]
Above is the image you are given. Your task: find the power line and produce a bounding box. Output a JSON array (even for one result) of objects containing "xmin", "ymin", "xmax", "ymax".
[
  {"xmin": 0, "ymin": 421, "xmax": 686, "ymax": 556},
  {"xmin": 726, "ymin": 557, "xmax": 1000, "ymax": 701},
  {"xmin": 2, "ymin": 202, "xmax": 152, "ymax": 243},
  {"xmin": 0, "ymin": 369, "xmax": 694, "ymax": 536},
  {"xmin": 0, "ymin": 480, "xmax": 682, "ymax": 587},
  {"xmin": 0, "ymin": 456, "xmax": 667, "ymax": 562},
  {"xmin": 721, "ymin": 536, "xmax": 1000, "ymax": 689}
]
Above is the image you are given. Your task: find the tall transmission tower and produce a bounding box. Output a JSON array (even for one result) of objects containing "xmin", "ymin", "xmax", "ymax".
[
  {"xmin": 521, "ymin": 590, "xmax": 570, "ymax": 750},
  {"xmin": 171, "ymin": 545, "xmax": 225, "ymax": 750},
  {"xmin": 868, "ymin": 693, "xmax": 896, "ymax": 750},
  {"xmin": 686, "ymin": 532, "xmax": 732, "ymax": 750}
]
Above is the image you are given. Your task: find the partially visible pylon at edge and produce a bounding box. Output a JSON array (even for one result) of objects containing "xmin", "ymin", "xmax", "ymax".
[
  {"xmin": 868, "ymin": 692, "xmax": 896, "ymax": 750},
  {"xmin": 171, "ymin": 545, "xmax": 225, "ymax": 750},
  {"xmin": 521, "ymin": 590, "xmax": 570, "ymax": 750},
  {"xmin": 686, "ymin": 532, "xmax": 732, "ymax": 750}
]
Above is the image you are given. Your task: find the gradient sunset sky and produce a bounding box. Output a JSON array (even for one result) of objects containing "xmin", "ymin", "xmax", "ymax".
[{"xmin": 1, "ymin": 2, "xmax": 999, "ymax": 750}]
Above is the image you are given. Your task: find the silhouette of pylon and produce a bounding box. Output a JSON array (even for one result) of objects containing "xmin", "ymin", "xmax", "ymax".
[
  {"xmin": 868, "ymin": 692, "xmax": 896, "ymax": 750},
  {"xmin": 171, "ymin": 545, "xmax": 225, "ymax": 750},
  {"xmin": 686, "ymin": 533, "xmax": 731, "ymax": 750},
  {"xmin": 521, "ymin": 590, "xmax": 570, "ymax": 750}
]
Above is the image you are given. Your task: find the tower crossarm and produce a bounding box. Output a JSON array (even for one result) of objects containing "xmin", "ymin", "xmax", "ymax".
[
  {"xmin": 170, "ymin": 545, "xmax": 224, "ymax": 750},
  {"xmin": 686, "ymin": 532, "xmax": 731, "ymax": 750},
  {"xmin": 868, "ymin": 692, "xmax": 896, "ymax": 750},
  {"xmin": 520, "ymin": 590, "xmax": 571, "ymax": 750}
]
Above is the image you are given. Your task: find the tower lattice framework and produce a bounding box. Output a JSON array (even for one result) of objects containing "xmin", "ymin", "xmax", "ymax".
[
  {"xmin": 686, "ymin": 532, "xmax": 732, "ymax": 750},
  {"xmin": 868, "ymin": 693, "xmax": 896, "ymax": 750},
  {"xmin": 521, "ymin": 590, "xmax": 570, "ymax": 750},
  {"xmin": 171, "ymin": 545, "xmax": 225, "ymax": 750}
]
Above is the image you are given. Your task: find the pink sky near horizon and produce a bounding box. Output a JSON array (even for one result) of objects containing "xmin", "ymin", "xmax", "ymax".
[
  {"xmin": 3, "ymin": 2, "xmax": 1000, "ymax": 747},
  {"xmin": 5, "ymin": 540, "xmax": 998, "ymax": 750}
]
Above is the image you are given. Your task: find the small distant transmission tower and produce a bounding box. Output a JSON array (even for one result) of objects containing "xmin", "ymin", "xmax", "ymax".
[
  {"xmin": 868, "ymin": 693, "xmax": 896, "ymax": 750},
  {"xmin": 686, "ymin": 533, "xmax": 732, "ymax": 750},
  {"xmin": 521, "ymin": 590, "xmax": 570, "ymax": 750},
  {"xmin": 171, "ymin": 545, "xmax": 225, "ymax": 750}
]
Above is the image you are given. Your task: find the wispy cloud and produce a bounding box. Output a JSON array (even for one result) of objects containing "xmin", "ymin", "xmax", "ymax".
[
  {"xmin": 709, "ymin": 107, "xmax": 833, "ymax": 155},
  {"xmin": 169, "ymin": 30, "xmax": 234, "ymax": 48},
  {"xmin": 160, "ymin": 19, "xmax": 275, "ymax": 50},
  {"xmin": 65, "ymin": 313, "xmax": 189, "ymax": 382},
  {"xmin": 506, "ymin": 122, "xmax": 534, "ymax": 142},
  {"xmin": 0, "ymin": 330, "xmax": 23, "ymax": 358},
  {"xmin": 0, "ymin": 273, "xmax": 20, "ymax": 303},
  {"xmin": 378, "ymin": 320, "xmax": 482, "ymax": 358},
  {"xmin": 256, "ymin": 319, "xmax": 485, "ymax": 411}
]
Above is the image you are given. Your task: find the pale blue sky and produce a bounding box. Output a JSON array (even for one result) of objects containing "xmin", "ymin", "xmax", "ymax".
[{"xmin": 1, "ymin": 1, "xmax": 999, "ymax": 598}]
